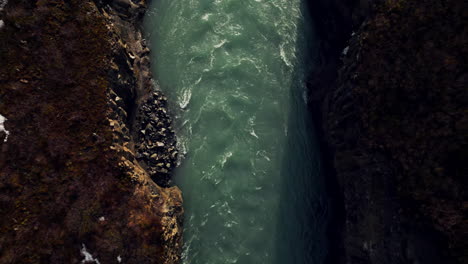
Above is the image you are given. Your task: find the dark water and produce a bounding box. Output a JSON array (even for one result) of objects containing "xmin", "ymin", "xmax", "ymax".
[{"xmin": 144, "ymin": 0, "xmax": 328, "ymax": 263}]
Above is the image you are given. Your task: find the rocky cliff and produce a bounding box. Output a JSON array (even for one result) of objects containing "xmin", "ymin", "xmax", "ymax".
[
  {"xmin": 0, "ymin": 0, "xmax": 182, "ymax": 263},
  {"xmin": 307, "ymin": 0, "xmax": 467, "ymax": 263}
]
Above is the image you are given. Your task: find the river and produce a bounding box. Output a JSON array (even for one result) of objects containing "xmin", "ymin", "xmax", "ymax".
[{"xmin": 144, "ymin": 0, "xmax": 328, "ymax": 263}]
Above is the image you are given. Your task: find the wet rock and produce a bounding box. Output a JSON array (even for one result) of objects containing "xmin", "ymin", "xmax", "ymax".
[
  {"xmin": 134, "ymin": 92, "xmax": 178, "ymax": 187},
  {"xmin": 145, "ymin": 123, "xmax": 154, "ymax": 132}
]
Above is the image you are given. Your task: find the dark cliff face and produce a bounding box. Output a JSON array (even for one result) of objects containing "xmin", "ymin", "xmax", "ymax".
[
  {"xmin": 307, "ymin": 0, "xmax": 467, "ymax": 263},
  {"xmin": 0, "ymin": 1, "xmax": 182, "ymax": 263}
]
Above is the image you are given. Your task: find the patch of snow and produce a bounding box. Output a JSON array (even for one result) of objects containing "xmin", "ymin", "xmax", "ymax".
[
  {"xmin": 117, "ymin": 255, "xmax": 122, "ymax": 263},
  {"xmin": 0, "ymin": 114, "xmax": 10, "ymax": 142},
  {"xmin": 342, "ymin": 46, "xmax": 349, "ymax": 56},
  {"xmin": 80, "ymin": 244, "xmax": 101, "ymax": 264}
]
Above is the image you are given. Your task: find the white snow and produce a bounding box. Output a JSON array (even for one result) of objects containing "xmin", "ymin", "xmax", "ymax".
[
  {"xmin": 0, "ymin": 114, "xmax": 10, "ymax": 142},
  {"xmin": 342, "ymin": 46, "xmax": 349, "ymax": 56},
  {"xmin": 80, "ymin": 244, "xmax": 101, "ymax": 264}
]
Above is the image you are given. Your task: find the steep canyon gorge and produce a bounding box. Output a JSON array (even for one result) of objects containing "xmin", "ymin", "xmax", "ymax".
[{"xmin": 0, "ymin": 0, "xmax": 466, "ymax": 264}]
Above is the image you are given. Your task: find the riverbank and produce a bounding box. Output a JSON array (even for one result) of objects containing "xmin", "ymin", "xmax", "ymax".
[
  {"xmin": 0, "ymin": 1, "xmax": 182, "ymax": 263},
  {"xmin": 307, "ymin": 0, "xmax": 467, "ymax": 263}
]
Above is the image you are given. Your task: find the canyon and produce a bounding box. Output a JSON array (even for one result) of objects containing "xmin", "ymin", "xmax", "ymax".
[{"xmin": 0, "ymin": 0, "xmax": 466, "ymax": 263}]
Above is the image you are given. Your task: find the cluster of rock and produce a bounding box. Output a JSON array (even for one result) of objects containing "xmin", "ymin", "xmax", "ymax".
[{"xmin": 135, "ymin": 92, "xmax": 178, "ymax": 187}]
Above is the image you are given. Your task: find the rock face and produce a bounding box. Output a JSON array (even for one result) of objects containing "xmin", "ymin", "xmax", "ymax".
[
  {"xmin": 0, "ymin": 1, "xmax": 182, "ymax": 263},
  {"xmin": 307, "ymin": 0, "xmax": 467, "ymax": 263}
]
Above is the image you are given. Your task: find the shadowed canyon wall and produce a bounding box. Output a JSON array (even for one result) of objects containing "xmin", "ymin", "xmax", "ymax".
[{"xmin": 307, "ymin": 0, "xmax": 467, "ymax": 263}]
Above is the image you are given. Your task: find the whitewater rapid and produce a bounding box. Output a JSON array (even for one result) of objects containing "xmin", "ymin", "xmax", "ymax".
[{"xmin": 145, "ymin": 0, "xmax": 328, "ymax": 263}]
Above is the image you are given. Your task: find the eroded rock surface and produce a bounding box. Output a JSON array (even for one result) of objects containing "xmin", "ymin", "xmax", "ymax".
[{"xmin": 0, "ymin": 0, "xmax": 182, "ymax": 263}]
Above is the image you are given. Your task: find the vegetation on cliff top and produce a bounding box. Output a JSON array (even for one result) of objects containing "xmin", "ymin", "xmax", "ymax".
[
  {"xmin": 0, "ymin": 1, "xmax": 116, "ymax": 262},
  {"xmin": 0, "ymin": 1, "xmax": 182, "ymax": 263}
]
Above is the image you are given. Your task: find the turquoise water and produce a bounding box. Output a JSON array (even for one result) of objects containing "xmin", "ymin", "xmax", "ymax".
[{"xmin": 144, "ymin": 0, "xmax": 328, "ymax": 263}]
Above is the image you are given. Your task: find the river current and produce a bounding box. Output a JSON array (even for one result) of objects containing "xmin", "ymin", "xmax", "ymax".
[{"xmin": 144, "ymin": 0, "xmax": 328, "ymax": 263}]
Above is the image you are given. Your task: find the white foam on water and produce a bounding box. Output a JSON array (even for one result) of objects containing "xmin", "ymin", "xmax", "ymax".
[
  {"xmin": 227, "ymin": 23, "xmax": 242, "ymax": 36},
  {"xmin": 224, "ymin": 220, "xmax": 238, "ymax": 228},
  {"xmin": 202, "ymin": 13, "xmax": 211, "ymax": 21},
  {"xmin": 209, "ymin": 51, "xmax": 215, "ymax": 68},
  {"xmin": 234, "ymin": 57, "xmax": 262, "ymax": 73},
  {"xmin": 219, "ymin": 151, "xmax": 233, "ymax": 168},
  {"xmin": 279, "ymin": 43, "xmax": 292, "ymax": 67},
  {"xmin": 214, "ymin": 39, "xmax": 227, "ymax": 48},
  {"xmin": 302, "ymin": 89, "xmax": 308, "ymax": 104},
  {"xmin": 175, "ymin": 121, "xmax": 191, "ymax": 166},
  {"xmin": 248, "ymin": 117, "xmax": 259, "ymax": 139},
  {"xmin": 255, "ymin": 150, "xmax": 271, "ymax": 162},
  {"xmin": 194, "ymin": 76, "xmax": 202, "ymax": 85},
  {"xmin": 179, "ymin": 88, "xmax": 192, "ymax": 109},
  {"xmin": 250, "ymin": 129, "xmax": 259, "ymax": 139}
]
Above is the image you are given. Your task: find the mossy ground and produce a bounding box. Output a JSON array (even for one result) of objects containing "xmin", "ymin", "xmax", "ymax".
[{"xmin": 0, "ymin": 1, "xmax": 180, "ymax": 263}]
